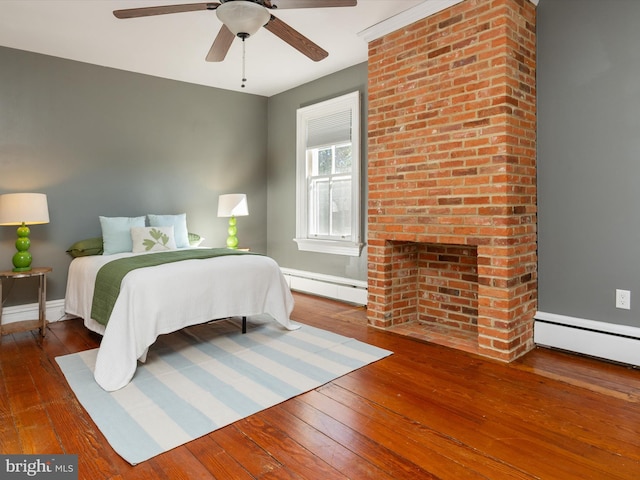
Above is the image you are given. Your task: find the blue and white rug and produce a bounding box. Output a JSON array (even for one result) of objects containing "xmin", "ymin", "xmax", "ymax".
[{"xmin": 56, "ymin": 316, "xmax": 392, "ymax": 465}]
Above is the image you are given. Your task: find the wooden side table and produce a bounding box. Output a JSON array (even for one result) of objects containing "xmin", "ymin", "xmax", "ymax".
[{"xmin": 0, "ymin": 267, "xmax": 52, "ymax": 337}]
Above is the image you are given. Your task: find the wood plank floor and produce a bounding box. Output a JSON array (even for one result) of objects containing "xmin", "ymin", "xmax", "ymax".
[{"xmin": 1, "ymin": 292, "xmax": 639, "ymax": 479}]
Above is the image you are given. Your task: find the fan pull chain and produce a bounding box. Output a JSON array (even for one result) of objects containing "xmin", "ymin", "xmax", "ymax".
[{"xmin": 241, "ymin": 37, "xmax": 247, "ymax": 88}]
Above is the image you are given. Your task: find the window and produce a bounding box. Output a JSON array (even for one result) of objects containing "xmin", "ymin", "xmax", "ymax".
[{"xmin": 294, "ymin": 91, "xmax": 363, "ymax": 256}]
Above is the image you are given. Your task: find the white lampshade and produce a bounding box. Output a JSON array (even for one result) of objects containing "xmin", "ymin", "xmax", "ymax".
[
  {"xmin": 217, "ymin": 193, "xmax": 249, "ymax": 218},
  {"xmin": 0, "ymin": 193, "xmax": 50, "ymax": 226},
  {"xmin": 216, "ymin": 1, "xmax": 270, "ymax": 37}
]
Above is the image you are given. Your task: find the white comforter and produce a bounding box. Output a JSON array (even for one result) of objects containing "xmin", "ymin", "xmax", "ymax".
[{"xmin": 64, "ymin": 250, "xmax": 298, "ymax": 391}]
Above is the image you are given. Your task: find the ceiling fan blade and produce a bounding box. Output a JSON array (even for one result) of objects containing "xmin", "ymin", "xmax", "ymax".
[
  {"xmin": 264, "ymin": 15, "xmax": 328, "ymax": 62},
  {"xmin": 206, "ymin": 24, "xmax": 235, "ymax": 62},
  {"xmin": 113, "ymin": 2, "xmax": 219, "ymax": 19},
  {"xmin": 266, "ymin": 0, "xmax": 357, "ymax": 9}
]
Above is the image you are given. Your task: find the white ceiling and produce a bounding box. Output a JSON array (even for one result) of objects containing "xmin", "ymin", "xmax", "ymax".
[{"xmin": 0, "ymin": 0, "xmax": 426, "ymax": 97}]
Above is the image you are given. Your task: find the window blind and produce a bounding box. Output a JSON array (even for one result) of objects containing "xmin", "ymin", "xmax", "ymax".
[{"xmin": 306, "ymin": 109, "xmax": 352, "ymax": 148}]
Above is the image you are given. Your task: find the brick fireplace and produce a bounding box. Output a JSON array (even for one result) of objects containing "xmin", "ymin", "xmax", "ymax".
[{"xmin": 367, "ymin": 0, "xmax": 537, "ymax": 362}]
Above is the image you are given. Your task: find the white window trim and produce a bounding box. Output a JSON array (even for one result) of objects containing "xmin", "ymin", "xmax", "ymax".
[{"xmin": 294, "ymin": 91, "xmax": 363, "ymax": 257}]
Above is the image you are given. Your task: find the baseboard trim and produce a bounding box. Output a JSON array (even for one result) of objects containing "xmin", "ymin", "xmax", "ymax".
[
  {"xmin": 1, "ymin": 270, "xmax": 368, "ymax": 328},
  {"xmin": 535, "ymin": 311, "xmax": 640, "ymax": 366},
  {"xmin": 1, "ymin": 299, "xmax": 71, "ymax": 326},
  {"xmin": 280, "ymin": 268, "xmax": 367, "ymax": 306}
]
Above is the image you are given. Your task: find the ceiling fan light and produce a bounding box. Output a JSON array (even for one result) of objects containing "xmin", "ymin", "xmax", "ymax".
[{"xmin": 216, "ymin": 1, "xmax": 271, "ymax": 37}]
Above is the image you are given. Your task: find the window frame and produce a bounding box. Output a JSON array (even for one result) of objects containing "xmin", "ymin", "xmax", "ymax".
[{"xmin": 294, "ymin": 91, "xmax": 363, "ymax": 256}]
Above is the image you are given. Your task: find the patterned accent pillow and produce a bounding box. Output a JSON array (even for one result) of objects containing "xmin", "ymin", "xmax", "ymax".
[
  {"xmin": 130, "ymin": 226, "xmax": 177, "ymax": 253},
  {"xmin": 188, "ymin": 232, "xmax": 204, "ymax": 247}
]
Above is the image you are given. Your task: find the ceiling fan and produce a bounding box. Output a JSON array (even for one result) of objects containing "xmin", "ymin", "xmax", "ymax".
[{"xmin": 113, "ymin": 0, "xmax": 358, "ymax": 64}]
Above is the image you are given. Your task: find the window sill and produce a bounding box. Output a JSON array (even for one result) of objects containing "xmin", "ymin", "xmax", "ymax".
[{"xmin": 294, "ymin": 238, "xmax": 364, "ymax": 257}]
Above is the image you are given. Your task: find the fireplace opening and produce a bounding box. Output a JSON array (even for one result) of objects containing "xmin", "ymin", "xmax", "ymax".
[{"xmin": 385, "ymin": 241, "xmax": 480, "ymax": 353}]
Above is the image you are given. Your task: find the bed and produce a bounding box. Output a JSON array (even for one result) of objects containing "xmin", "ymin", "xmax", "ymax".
[{"xmin": 64, "ymin": 249, "xmax": 298, "ymax": 391}]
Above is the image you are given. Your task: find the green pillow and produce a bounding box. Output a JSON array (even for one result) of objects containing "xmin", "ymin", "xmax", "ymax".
[{"xmin": 66, "ymin": 237, "xmax": 104, "ymax": 258}]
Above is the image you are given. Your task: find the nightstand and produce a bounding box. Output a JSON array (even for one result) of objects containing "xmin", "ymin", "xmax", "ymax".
[{"xmin": 0, "ymin": 266, "xmax": 52, "ymax": 337}]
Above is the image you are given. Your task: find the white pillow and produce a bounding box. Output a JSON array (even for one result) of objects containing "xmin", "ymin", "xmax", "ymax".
[
  {"xmin": 100, "ymin": 216, "xmax": 146, "ymax": 255},
  {"xmin": 131, "ymin": 226, "xmax": 177, "ymax": 253},
  {"xmin": 147, "ymin": 213, "xmax": 190, "ymax": 248}
]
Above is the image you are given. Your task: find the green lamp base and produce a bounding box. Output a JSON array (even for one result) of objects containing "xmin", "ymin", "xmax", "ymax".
[
  {"xmin": 12, "ymin": 223, "xmax": 33, "ymax": 272},
  {"xmin": 226, "ymin": 216, "xmax": 239, "ymax": 249}
]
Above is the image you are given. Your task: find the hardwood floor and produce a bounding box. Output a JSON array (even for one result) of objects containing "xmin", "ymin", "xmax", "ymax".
[{"xmin": 1, "ymin": 292, "xmax": 639, "ymax": 479}]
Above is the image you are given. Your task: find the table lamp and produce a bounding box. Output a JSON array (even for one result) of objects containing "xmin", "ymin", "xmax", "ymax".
[
  {"xmin": 217, "ymin": 193, "xmax": 248, "ymax": 249},
  {"xmin": 0, "ymin": 193, "xmax": 50, "ymax": 272}
]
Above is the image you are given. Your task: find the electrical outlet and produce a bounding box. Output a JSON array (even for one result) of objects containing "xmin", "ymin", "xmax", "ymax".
[{"xmin": 616, "ymin": 289, "xmax": 631, "ymax": 310}]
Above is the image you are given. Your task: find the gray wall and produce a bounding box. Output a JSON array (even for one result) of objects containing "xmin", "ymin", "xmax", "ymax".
[
  {"xmin": 537, "ymin": 0, "xmax": 640, "ymax": 328},
  {"xmin": 0, "ymin": 46, "xmax": 268, "ymax": 304},
  {"xmin": 266, "ymin": 62, "xmax": 369, "ymax": 281},
  {"xmin": 6, "ymin": 0, "xmax": 637, "ymax": 334}
]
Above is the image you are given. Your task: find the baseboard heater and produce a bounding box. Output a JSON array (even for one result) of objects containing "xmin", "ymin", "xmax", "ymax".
[
  {"xmin": 280, "ymin": 268, "xmax": 367, "ymax": 306},
  {"xmin": 535, "ymin": 311, "xmax": 640, "ymax": 367}
]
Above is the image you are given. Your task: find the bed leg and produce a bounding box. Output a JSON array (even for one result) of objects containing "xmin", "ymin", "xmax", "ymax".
[{"xmin": 242, "ymin": 316, "xmax": 247, "ymax": 334}]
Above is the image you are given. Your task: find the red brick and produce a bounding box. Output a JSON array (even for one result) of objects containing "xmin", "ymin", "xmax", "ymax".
[{"xmin": 366, "ymin": 0, "xmax": 536, "ymax": 363}]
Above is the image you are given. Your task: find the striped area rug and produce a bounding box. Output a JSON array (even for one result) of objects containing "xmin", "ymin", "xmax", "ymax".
[{"xmin": 56, "ymin": 315, "xmax": 392, "ymax": 465}]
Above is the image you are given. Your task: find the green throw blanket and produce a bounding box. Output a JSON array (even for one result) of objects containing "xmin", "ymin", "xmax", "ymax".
[{"xmin": 90, "ymin": 248, "xmax": 256, "ymax": 326}]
